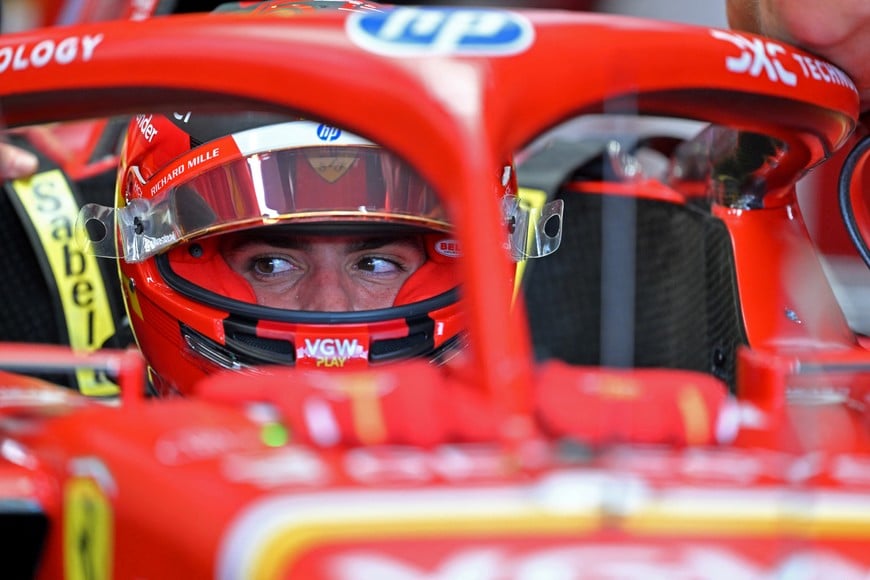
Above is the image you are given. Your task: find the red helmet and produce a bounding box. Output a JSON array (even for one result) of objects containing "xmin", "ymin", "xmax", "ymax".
[
  {"xmin": 81, "ymin": 113, "xmax": 477, "ymax": 395},
  {"xmin": 80, "ymin": 111, "xmax": 562, "ymax": 395},
  {"xmin": 75, "ymin": 2, "xmax": 561, "ymax": 397}
]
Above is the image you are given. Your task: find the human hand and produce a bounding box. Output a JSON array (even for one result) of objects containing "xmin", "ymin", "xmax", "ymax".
[
  {"xmin": 0, "ymin": 142, "xmax": 38, "ymax": 180},
  {"xmin": 726, "ymin": 0, "xmax": 870, "ymax": 112}
]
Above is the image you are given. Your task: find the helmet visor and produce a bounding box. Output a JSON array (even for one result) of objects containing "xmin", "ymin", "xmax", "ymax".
[
  {"xmin": 79, "ymin": 120, "xmax": 562, "ymax": 263},
  {"xmin": 81, "ymin": 133, "xmax": 449, "ymax": 262}
]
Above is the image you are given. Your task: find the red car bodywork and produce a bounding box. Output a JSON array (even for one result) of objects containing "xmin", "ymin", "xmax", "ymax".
[{"xmin": 0, "ymin": 5, "xmax": 867, "ymax": 578}]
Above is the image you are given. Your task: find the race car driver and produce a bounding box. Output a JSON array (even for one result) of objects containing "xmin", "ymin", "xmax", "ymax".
[{"xmin": 79, "ymin": 112, "xmax": 561, "ymax": 396}]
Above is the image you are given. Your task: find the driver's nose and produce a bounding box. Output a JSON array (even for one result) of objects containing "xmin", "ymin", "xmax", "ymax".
[{"xmin": 294, "ymin": 267, "xmax": 354, "ymax": 312}]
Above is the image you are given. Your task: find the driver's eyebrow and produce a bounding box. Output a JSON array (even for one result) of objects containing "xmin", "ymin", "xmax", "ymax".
[
  {"xmin": 347, "ymin": 237, "xmax": 421, "ymax": 252},
  {"xmin": 224, "ymin": 235, "xmax": 309, "ymax": 252},
  {"xmin": 227, "ymin": 235, "xmax": 418, "ymax": 252}
]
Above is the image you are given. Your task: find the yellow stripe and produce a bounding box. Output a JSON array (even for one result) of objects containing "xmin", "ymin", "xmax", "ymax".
[
  {"xmin": 248, "ymin": 506, "xmax": 870, "ymax": 579},
  {"xmin": 252, "ymin": 513, "xmax": 602, "ymax": 579},
  {"xmin": 625, "ymin": 509, "xmax": 870, "ymax": 537},
  {"xmin": 11, "ymin": 170, "xmax": 119, "ymax": 396},
  {"xmin": 513, "ymin": 187, "xmax": 548, "ymax": 304}
]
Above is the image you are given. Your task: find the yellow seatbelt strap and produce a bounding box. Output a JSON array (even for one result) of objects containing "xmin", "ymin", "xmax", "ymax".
[
  {"xmin": 513, "ymin": 186, "xmax": 548, "ymax": 302},
  {"xmin": 7, "ymin": 169, "xmax": 120, "ymax": 396}
]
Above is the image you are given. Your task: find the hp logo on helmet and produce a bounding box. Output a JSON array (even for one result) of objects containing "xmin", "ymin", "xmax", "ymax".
[
  {"xmin": 316, "ymin": 125, "xmax": 342, "ymax": 141},
  {"xmin": 347, "ymin": 7, "xmax": 534, "ymax": 56}
]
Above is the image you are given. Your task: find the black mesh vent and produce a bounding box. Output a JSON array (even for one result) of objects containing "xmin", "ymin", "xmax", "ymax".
[
  {"xmin": 702, "ymin": 216, "xmax": 747, "ymax": 387},
  {"xmin": 523, "ymin": 192, "xmax": 746, "ymax": 391},
  {"xmin": 370, "ymin": 316, "xmax": 436, "ymax": 362},
  {"xmin": 223, "ymin": 317, "xmax": 295, "ymax": 365}
]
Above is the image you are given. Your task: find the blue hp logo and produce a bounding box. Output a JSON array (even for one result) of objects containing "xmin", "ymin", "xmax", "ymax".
[
  {"xmin": 316, "ymin": 124, "xmax": 342, "ymax": 141},
  {"xmin": 347, "ymin": 7, "xmax": 534, "ymax": 56}
]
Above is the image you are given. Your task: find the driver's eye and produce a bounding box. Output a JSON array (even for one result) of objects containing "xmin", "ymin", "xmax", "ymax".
[
  {"xmin": 357, "ymin": 257, "xmax": 401, "ymax": 274},
  {"xmin": 253, "ymin": 256, "xmax": 294, "ymax": 276}
]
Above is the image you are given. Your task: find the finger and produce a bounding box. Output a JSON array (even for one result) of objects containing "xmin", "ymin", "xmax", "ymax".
[
  {"xmin": 725, "ymin": 0, "xmax": 761, "ymax": 32},
  {"xmin": 0, "ymin": 143, "xmax": 38, "ymax": 180}
]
